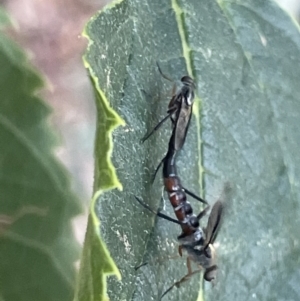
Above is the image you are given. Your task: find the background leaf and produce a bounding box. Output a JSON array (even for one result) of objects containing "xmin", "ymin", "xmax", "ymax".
[
  {"xmin": 80, "ymin": 0, "xmax": 300, "ymax": 300},
  {"xmin": 0, "ymin": 7, "xmax": 13, "ymax": 28},
  {"xmin": 0, "ymin": 10, "xmax": 82, "ymax": 301}
]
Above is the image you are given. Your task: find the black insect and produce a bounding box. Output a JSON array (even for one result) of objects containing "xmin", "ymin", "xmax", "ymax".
[
  {"xmin": 134, "ymin": 196, "xmax": 223, "ymax": 299},
  {"xmin": 162, "ymin": 131, "xmax": 209, "ymax": 227},
  {"xmin": 136, "ymin": 63, "xmax": 225, "ymax": 298},
  {"xmin": 142, "ymin": 64, "xmax": 195, "ymax": 146},
  {"xmin": 141, "ymin": 64, "xmax": 196, "ymax": 181},
  {"xmin": 135, "ymin": 135, "xmax": 224, "ymax": 298}
]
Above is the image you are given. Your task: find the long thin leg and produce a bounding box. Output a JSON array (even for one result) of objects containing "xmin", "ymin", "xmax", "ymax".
[
  {"xmin": 135, "ymin": 262, "xmax": 148, "ymax": 270},
  {"xmin": 135, "ymin": 254, "xmax": 180, "ymax": 271},
  {"xmin": 156, "ymin": 61, "xmax": 173, "ymax": 82},
  {"xmin": 186, "ymin": 257, "xmax": 192, "ymax": 274},
  {"xmin": 141, "ymin": 106, "xmax": 177, "ymax": 143},
  {"xmin": 151, "ymin": 156, "xmax": 165, "ymax": 183},
  {"xmin": 160, "ymin": 268, "xmax": 202, "ymax": 300},
  {"xmin": 183, "ymin": 187, "xmax": 208, "ymax": 205},
  {"xmin": 134, "ymin": 196, "xmax": 181, "ymax": 225},
  {"xmin": 197, "ymin": 205, "xmax": 210, "ymax": 220}
]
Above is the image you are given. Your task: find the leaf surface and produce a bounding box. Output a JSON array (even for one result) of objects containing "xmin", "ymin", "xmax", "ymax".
[{"xmin": 79, "ymin": 0, "xmax": 300, "ymax": 300}]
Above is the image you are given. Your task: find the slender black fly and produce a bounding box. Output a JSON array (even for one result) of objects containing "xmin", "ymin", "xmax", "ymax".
[
  {"xmin": 141, "ymin": 64, "xmax": 196, "ymax": 181},
  {"xmin": 141, "ymin": 64, "xmax": 195, "ymax": 147},
  {"xmin": 134, "ymin": 196, "xmax": 223, "ymax": 300},
  {"xmin": 135, "ymin": 63, "xmax": 226, "ymax": 298},
  {"xmin": 135, "ymin": 120, "xmax": 225, "ymax": 298}
]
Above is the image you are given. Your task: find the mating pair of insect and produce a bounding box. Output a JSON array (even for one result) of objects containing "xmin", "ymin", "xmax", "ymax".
[{"xmin": 135, "ymin": 63, "xmax": 224, "ymax": 299}]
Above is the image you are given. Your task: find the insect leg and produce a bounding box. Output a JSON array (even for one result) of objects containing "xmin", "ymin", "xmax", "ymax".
[
  {"xmin": 151, "ymin": 157, "xmax": 165, "ymax": 184},
  {"xmin": 186, "ymin": 257, "xmax": 192, "ymax": 274},
  {"xmin": 134, "ymin": 196, "xmax": 181, "ymax": 225},
  {"xmin": 141, "ymin": 106, "xmax": 177, "ymax": 143},
  {"xmin": 183, "ymin": 187, "xmax": 208, "ymax": 205},
  {"xmin": 160, "ymin": 268, "xmax": 202, "ymax": 300},
  {"xmin": 196, "ymin": 205, "xmax": 211, "ymax": 220},
  {"xmin": 134, "ymin": 262, "xmax": 148, "ymax": 270},
  {"xmin": 135, "ymin": 254, "xmax": 180, "ymax": 271}
]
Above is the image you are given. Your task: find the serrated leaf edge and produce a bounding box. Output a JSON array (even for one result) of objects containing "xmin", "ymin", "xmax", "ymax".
[{"xmin": 77, "ymin": 1, "xmax": 127, "ymax": 299}]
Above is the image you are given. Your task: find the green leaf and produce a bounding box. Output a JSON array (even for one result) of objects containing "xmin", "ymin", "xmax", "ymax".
[
  {"xmin": 0, "ymin": 7, "xmax": 14, "ymax": 29},
  {"xmin": 0, "ymin": 10, "xmax": 82, "ymax": 301},
  {"xmin": 78, "ymin": 0, "xmax": 300, "ymax": 300}
]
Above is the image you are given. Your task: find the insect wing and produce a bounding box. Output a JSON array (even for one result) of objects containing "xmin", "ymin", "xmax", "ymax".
[
  {"xmin": 203, "ymin": 201, "xmax": 223, "ymax": 248},
  {"xmin": 172, "ymin": 101, "xmax": 193, "ymax": 150}
]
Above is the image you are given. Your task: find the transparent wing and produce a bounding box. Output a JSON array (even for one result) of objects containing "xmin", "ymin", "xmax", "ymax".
[
  {"xmin": 203, "ymin": 200, "xmax": 223, "ymax": 248},
  {"xmin": 203, "ymin": 182, "xmax": 232, "ymax": 248}
]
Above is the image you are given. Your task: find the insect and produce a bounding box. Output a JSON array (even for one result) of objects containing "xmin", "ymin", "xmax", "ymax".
[
  {"xmin": 161, "ymin": 133, "xmax": 209, "ymax": 224},
  {"xmin": 135, "ymin": 135, "xmax": 224, "ymax": 298},
  {"xmin": 141, "ymin": 63, "xmax": 196, "ymax": 146},
  {"xmin": 134, "ymin": 197, "xmax": 223, "ymax": 299},
  {"xmin": 141, "ymin": 64, "xmax": 196, "ymax": 181}
]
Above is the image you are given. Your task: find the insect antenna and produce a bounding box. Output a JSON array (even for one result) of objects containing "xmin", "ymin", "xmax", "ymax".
[{"xmin": 156, "ymin": 61, "xmax": 173, "ymax": 82}]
